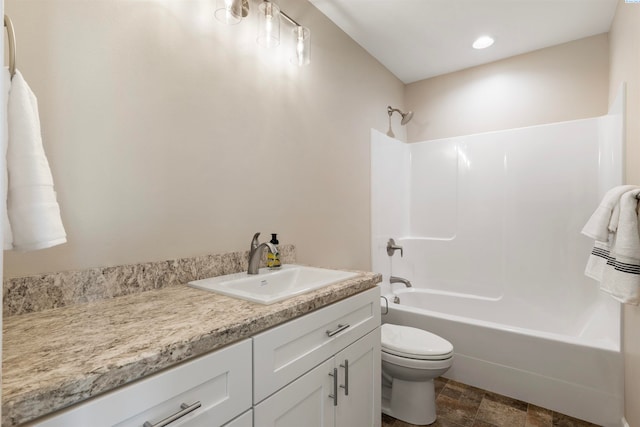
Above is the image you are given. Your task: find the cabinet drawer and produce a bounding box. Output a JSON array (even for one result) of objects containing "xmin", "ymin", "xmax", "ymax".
[
  {"xmin": 33, "ymin": 339, "xmax": 252, "ymax": 427},
  {"xmin": 253, "ymin": 287, "xmax": 380, "ymax": 403}
]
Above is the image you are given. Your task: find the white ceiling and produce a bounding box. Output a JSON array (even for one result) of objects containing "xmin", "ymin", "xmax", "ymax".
[{"xmin": 309, "ymin": 0, "xmax": 618, "ymax": 84}]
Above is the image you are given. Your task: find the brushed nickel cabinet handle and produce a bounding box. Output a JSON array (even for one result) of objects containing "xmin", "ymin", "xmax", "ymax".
[
  {"xmin": 328, "ymin": 368, "xmax": 338, "ymax": 406},
  {"xmin": 340, "ymin": 359, "xmax": 349, "ymax": 396},
  {"xmin": 142, "ymin": 401, "xmax": 202, "ymax": 427},
  {"xmin": 326, "ymin": 323, "xmax": 350, "ymax": 337}
]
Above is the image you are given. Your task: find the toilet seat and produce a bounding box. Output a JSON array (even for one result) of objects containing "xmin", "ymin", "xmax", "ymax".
[
  {"xmin": 382, "ymin": 323, "xmax": 453, "ymax": 360},
  {"xmin": 382, "ymin": 349, "xmax": 453, "ymax": 370}
]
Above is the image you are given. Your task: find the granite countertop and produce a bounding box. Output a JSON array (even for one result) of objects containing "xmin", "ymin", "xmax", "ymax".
[{"xmin": 2, "ymin": 271, "xmax": 381, "ymax": 427}]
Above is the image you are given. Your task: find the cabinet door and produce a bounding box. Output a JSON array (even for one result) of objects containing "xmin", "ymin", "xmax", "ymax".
[
  {"xmin": 254, "ymin": 358, "xmax": 335, "ymax": 427},
  {"xmin": 335, "ymin": 328, "xmax": 381, "ymax": 427},
  {"xmin": 222, "ymin": 409, "xmax": 252, "ymax": 427}
]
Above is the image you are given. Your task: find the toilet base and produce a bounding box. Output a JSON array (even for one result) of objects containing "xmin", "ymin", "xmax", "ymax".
[{"xmin": 382, "ymin": 377, "xmax": 436, "ymax": 425}]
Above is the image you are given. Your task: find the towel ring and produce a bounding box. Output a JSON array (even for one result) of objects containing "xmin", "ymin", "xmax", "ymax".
[{"xmin": 4, "ymin": 14, "xmax": 16, "ymax": 79}]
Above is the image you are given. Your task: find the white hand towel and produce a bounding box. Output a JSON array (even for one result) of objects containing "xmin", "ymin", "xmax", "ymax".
[
  {"xmin": 608, "ymin": 202, "xmax": 621, "ymax": 234},
  {"xmin": 6, "ymin": 69, "xmax": 66, "ymax": 251},
  {"xmin": 582, "ymin": 184, "xmax": 639, "ymax": 242},
  {"xmin": 3, "ymin": 67, "xmax": 13, "ymax": 249},
  {"xmin": 585, "ymin": 240, "xmax": 611, "ymax": 282},
  {"xmin": 599, "ymin": 189, "xmax": 640, "ymax": 304}
]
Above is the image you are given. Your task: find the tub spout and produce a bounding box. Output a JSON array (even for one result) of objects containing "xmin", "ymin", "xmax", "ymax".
[{"xmin": 390, "ymin": 276, "xmax": 412, "ymax": 288}]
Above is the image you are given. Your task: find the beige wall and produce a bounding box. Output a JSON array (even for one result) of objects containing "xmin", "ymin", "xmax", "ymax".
[
  {"xmin": 3, "ymin": 0, "xmax": 404, "ymax": 278},
  {"xmin": 609, "ymin": 1, "xmax": 640, "ymax": 425},
  {"xmin": 405, "ymin": 34, "xmax": 609, "ymax": 142}
]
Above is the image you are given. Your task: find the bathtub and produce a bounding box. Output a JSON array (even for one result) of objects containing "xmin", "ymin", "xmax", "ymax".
[{"xmin": 382, "ymin": 288, "xmax": 623, "ymax": 427}]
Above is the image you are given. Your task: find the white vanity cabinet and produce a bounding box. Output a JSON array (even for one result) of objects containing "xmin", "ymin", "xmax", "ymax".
[
  {"xmin": 32, "ymin": 339, "xmax": 252, "ymax": 427},
  {"xmin": 253, "ymin": 329, "xmax": 380, "ymax": 427},
  {"xmin": 252, "ymin": 287, "xmax": 381, "ymax": 427},
  {"xmin": 27, "ymin": 287, "xmax": 380, "ymax": 427}
]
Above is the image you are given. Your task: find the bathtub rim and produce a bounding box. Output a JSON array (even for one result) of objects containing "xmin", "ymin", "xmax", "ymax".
[{"xmin": 383, "ymin": 288, "xmax": 620, "ymax": 353}]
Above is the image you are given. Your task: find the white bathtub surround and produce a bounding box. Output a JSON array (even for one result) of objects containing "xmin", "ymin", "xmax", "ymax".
[
  {"xmin": 371, "ymin": 89, "xmax": 625, "ymax": 426},
  {"xmin": 584, "ymin": 187, "xmax": 640, "ymax": 304}
]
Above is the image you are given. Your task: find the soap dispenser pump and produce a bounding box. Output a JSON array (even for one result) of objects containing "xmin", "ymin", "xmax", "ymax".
[{"xmin": 267, "ymin": 233, "xmax": 281, "ymax": 269}]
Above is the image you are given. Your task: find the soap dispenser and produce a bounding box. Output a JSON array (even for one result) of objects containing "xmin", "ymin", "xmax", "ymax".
[{"xmin": 267, "ymin": 233, "xmax": 281, "ymax": 269}]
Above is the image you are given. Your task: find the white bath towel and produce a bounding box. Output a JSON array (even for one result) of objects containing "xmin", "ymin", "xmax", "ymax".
[
  {"xmin": 600, "ymin": 189, "xmax": 640, "ymax": 304},
  {"xmin": 585, "ymin": 189, "xmax": 640, "ymax": 304},
  {"xmin": 585, "ymin": 240, "xmax": 611, "ymax": 282},
  {"xmin": 2, "ymin": 67, "xmax": 13, "ymax": 249},
  {"xmin": 6, "ymin": 69, "xmax": 66, "ymax": 251},
  {"xmin": 582, "ymin": 184, "xmax": 639, "ymax": 242}
]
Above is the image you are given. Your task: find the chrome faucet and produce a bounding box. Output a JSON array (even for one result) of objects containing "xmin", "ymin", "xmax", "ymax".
[
  {"xmin": 248, "ymin": 232, "xmax": 277, "ymax": 275},
  {"xmin": 390, "ymin": 276, "xmax": 412, "ymax": 288}
]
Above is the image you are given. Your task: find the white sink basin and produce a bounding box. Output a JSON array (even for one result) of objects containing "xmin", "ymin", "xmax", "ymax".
[{"xmin": 188, "ymin": 264, "xmax": 359, "ymax": 305}]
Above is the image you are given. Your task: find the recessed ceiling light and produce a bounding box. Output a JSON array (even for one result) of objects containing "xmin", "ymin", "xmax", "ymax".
[{"xmin": 473, "ymin": 36, "xmax": 494, "ymax": 49}]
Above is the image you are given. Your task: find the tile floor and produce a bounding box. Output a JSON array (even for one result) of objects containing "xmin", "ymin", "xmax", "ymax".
[{"xmin": 381, "ymin": 378, "xmax": 601, "ymax": 427}]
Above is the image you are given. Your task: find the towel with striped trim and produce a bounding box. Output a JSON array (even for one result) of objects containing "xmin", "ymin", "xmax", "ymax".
[{"xmin": 584, "ymin": 188, "xmax": 640, "ymax": 304}]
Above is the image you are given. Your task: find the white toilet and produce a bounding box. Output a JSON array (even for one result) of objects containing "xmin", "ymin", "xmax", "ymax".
[{"xmin": 381, "ymin": 323, "xmax": 454, "ymax": 425}]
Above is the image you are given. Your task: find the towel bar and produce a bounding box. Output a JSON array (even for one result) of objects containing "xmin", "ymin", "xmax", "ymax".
[{"xmin": 4, "ymin": 14, "xmax": 16, "ymax": 78}]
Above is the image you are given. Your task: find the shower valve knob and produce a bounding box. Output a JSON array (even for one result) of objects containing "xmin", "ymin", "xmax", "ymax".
[{"xmin": 387, "ymin": 238, "xmax": 403, "ymax": 257}]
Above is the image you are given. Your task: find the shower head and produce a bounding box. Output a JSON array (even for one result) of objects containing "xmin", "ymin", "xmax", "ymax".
[
  {"xmin": 387, "ymin": 106, "xmax": 413, "ymax": 125},
  {"xmin": 400, "ymin": 111, "xmax": 413, "ymax": 125},
  {"xmin": 400, "ymin": 110, "xmax": 413, "ymax": 125}
]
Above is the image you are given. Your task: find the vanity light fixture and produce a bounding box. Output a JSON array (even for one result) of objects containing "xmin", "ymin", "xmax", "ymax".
[
  {"xmin": 472, "ymin": 35, "xmax": 494, "ymax": 49},
  {"xmin": 257, "ymin": 1, "xmax": 281, "ymax": 47},
  {"xmin": 215, "ymin": 0, "xmax": 311, "ymax": 66},
  {"xmin": 283, "ymin": 11, "xmax": 310, "ymax": 65},
  {"xmin": 214, "ymin": 0, "xmax": 249, "ymax": 25}
]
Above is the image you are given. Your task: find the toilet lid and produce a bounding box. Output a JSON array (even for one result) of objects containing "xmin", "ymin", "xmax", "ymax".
[{"xmin": 381, "ymin": 323, "xmax": 453, "ymax": 360}]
